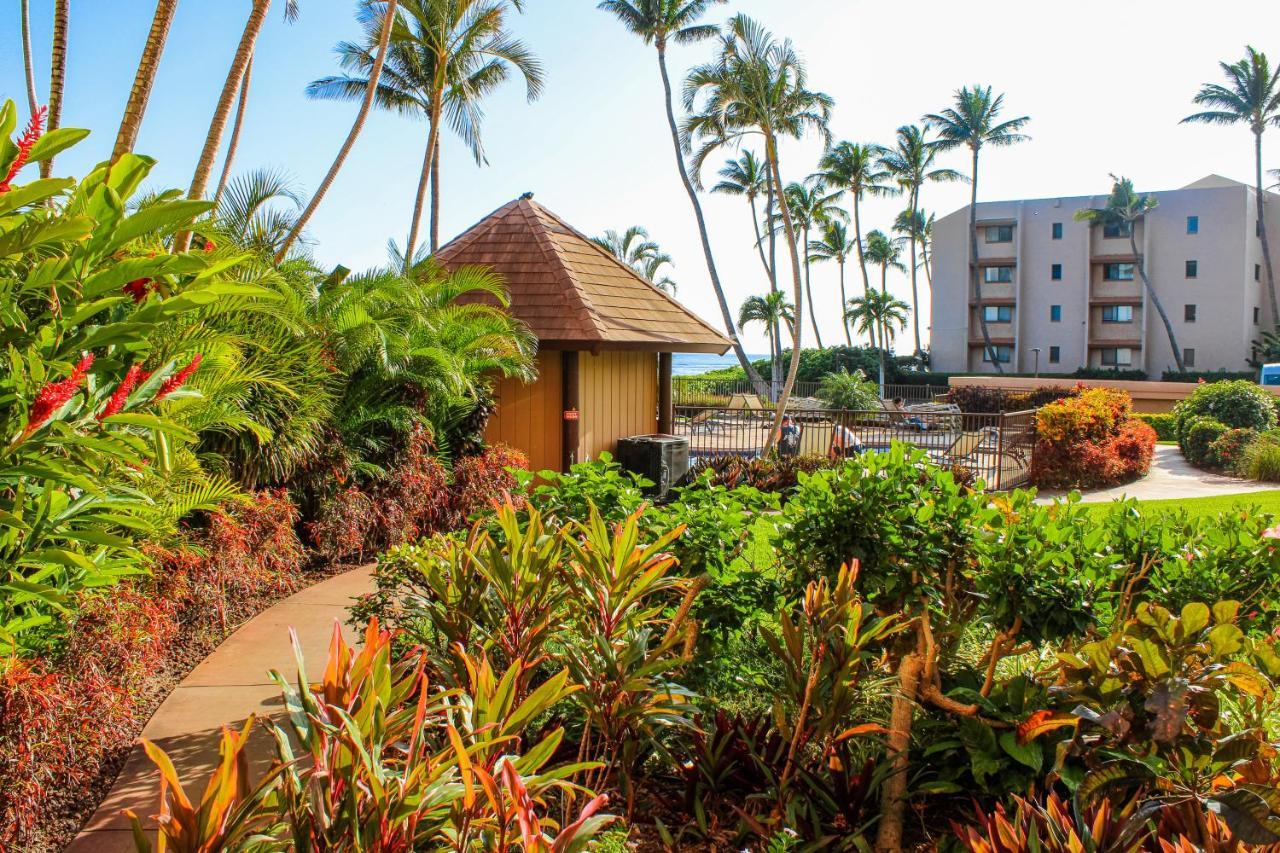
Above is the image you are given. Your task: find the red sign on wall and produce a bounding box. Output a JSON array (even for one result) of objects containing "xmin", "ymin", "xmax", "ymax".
[{"xmin": 563, "ymin": 410, "xmax": 579, "ymax": 421}]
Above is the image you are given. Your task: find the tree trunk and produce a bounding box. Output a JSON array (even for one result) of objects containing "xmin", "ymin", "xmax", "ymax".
[
  {"xmin": 430, "ymin": 137, "xmax": 441, "ymax": 252},
  {"xmin": 1257, "ymin": 130, "xmax": 1279, "ymax": 328},
  {"xmin": 655, "ymin": 42, "xmax": 769, "ymax": 397},
  {"xmin": 41, "ymin": 0, "xmax": 69, "ymax": 180},
  {"xmin": 20, "ymin": 0, "xmax": 38, "ymax": 118},
  {"xmin": 969, "ymin": 146, "xmax": 1002, "ymax": 373},
  {"xmin": 1131, "ymin": 228, "xmax": 1184, "ymax": 372},
  {"xmin": 876, "ymin": 653, "xmax": 923, "ymax": 853},
  {"xmin": 853, "ymin": 193, "xmax": 876, "ymax": 349},
  {"xmin": 908, "ymin": 185, "xmax": 923, "ymax": 356},
  {"xmin": 749, "ymin": 193, "xmax": 772, "ymax": 283},
  {"xmin": 112, "ymin": 0, "xmax": 179, "ymax": 163},
  {"xmin": 764, "ymin": 133, "xmax": 806, "ymax": 452},
  {"xmin": 880, "ymin": 264, "xmax": 889, "ymax": 393},
  {"xmin": 766, "ymin": 177, "xmax": 782, "ymax": 400},
  {"xmin": 839, "ymin": 257, "xmax": 851, "ymax": 346},
  {"xmin": 175, "ymin": 0, "xmax": 270, "ymax": 252},
  {"xmin": 405, "ymin": 99, "xmax": 442, "ymax": 269},
  {"xmin": 277, "ymin": 0, "xmax": 399, "ymax": 263},
  {"xmin": 213, "ymin": 54, "xmax": 252, "ymax": 209},
  {"xmin": 803, "ymin": 224, "xmax": 823, "ymax": 349}
]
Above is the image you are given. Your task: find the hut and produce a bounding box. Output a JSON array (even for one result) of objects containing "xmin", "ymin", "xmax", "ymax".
[{"xmin": 435, "ymin": 194, "xmax": 731, "ymax": 473}]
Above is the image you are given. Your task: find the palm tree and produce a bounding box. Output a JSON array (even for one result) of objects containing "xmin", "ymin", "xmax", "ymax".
[
  {"xmin": 711, "ymin": 150, "xmax": 773, "ymax": 287},
  {"xmin": 1182, "ymin": 47, "xmax": 1280, "ymax": 327},
  {"xmin": 683, "ymin": 13, "xmax": 833, "ymax": 447},
  {"xmin": 591, "ymin": 225, "xmax": 677, "ymax": 294},
  {"xmin": 20, "ymin": 0, "xmax": 38, "ymax": 118},
  {"xmin": 277, "ymin": 0, "xmax": 400, "ymax": 263},
  {"xmin": 1075, "ymin": 175, "xmax": 1185, "ymax": 372},
  {"xmin": 212, "ymin": 55, "xmax": 254, "ymax": 208},
  {"xmin": 863, "ymin": 229, "xmax": 905, "ymax": 295},
  {"xmin": 739, "ymin": 291, "xmax": 794, "ymax": 392},
  {"xmin": 112, "ymin": 0, "xmax": 180, "ymax": 162},
  {"xmin": 894, "ymin": 207, "xmax": 937, "ymax": 311},
  {"xmin": 808, "ymin": 220, "xmax": 857, "ymax": 345},
  {"xmin": 924, "ymin": 85, "xmax": 1029, "ymax": 375},
  {"xmin": 40, "ymin": 0, "xmax": 69, "ymax": 180},
  {"xmin": 880, "ymin": 124, "xmax": 964, "ymax": 356},
  {"xmin": 598, "ymin": 0, "xmax": 771, "ymax": 398},
  {"xmin": 216, "ymin": 167, "xmax": 306, "ymax": 258},
  {"xmin": 773, "ymin": 180, "xmax": 846, "ymax": 349},
  {"xmin": 845, "ymin": 289, "xmax": 908, "ymax": 395},
  {"xmin": 815, "ymin": 141, "xmax": 896, "ymax": 347}
]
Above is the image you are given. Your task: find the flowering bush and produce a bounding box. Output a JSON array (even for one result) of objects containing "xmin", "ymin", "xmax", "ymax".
[
  {"xmin": 1181, "ymin": 416, "xmax": 1230, "ymax": 467},
  {"xmin": 1208, "ymin": 427, "xmax": 1257, "ymax": 470},
  {"xmin": 1174, "ymin": 380, "xmax": 1278, "ymax": 455},
  {"xmin": 947, "ymin": 383, "xmax": 1078, "ymax": 414},
  {"xmin": 451, "ymin": 443, "xmax": 528, "ymax": 520},
  {"xmin": 1030, "ymin": 389, "xmax": 1155, "ymax": 488}
]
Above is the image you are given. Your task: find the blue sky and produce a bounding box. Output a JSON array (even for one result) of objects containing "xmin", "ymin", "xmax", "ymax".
[{"xmin": 3, "ymin": 0, "xmax": 1275, "ymax": 350}]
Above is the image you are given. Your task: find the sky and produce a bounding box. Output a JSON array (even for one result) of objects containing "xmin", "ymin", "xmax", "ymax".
[{"xmin": 3, "ymin": 0, "xmax": 1279, "ymax": 352}]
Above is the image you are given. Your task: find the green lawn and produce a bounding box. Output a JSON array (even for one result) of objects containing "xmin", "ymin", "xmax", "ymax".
[{"xmin": 1082, "ymin": 489, "xmax": 1280, "ymax": 519}]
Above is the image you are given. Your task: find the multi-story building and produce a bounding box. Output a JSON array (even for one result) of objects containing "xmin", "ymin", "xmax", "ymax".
[{"xmin": 929, "ymin": 175, "xmax": 1280, "ymax": 374}]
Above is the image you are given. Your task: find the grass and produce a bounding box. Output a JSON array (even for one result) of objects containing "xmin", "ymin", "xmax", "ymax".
[{"xmin": 1083, "ymin": 489, "xmax": 1280, "ymax": 520}]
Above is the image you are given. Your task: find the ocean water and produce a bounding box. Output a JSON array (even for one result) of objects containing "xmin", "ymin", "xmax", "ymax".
[{"xmin": 672, "ymin": 352, "xmax": 769, "ymax": 376}]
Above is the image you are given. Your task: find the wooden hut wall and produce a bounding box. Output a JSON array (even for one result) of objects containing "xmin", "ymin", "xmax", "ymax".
[
  {"xmin": 577, "ymin": 350, "xmax": 658, "ymax": 463},
  {"xmin": 484, "ymin": 351, "xmax": 563, "ymax": 473}
]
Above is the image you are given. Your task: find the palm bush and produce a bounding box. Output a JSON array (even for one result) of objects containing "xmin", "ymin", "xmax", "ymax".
[{"xmin": 815, "ymin": 367, "xmax": 878, "ymax": 410}]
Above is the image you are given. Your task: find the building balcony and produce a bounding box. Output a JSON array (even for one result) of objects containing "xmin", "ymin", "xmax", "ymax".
[
  {"xmin": 1087, "ymin": 338, "xmax": 1142, "ymax": 349},
  {"xmin": 969, "ymin": 296, "xmax": 1016, "ymax": 306},
  {"xmin": 967, "ymin": 336, "xmax": 1016, "ymax": 347}
]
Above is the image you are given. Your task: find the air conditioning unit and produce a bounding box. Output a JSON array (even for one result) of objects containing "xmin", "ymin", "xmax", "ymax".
[{"xmin": 615, "ymin": 434, "xmax": 689, "ymax": 501}]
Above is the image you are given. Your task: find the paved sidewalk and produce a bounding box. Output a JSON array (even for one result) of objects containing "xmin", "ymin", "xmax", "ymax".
[
  {"xmin": 1039, "ymin": 444, "xmax": 1277, "ymax": 504},
  {"xmin": 68, "ymin": 565, "xmax": 375, "ymax": 853}
]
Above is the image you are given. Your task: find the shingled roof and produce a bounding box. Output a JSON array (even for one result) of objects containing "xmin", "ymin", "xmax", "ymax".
[{"xmin": 434, "ymin": 196, "xmax": 732, "ymax": 354}]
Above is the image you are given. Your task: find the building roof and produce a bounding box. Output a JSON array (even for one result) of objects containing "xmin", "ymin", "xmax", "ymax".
[{"xmin": 434, "ymin": 196, "xmax": 732, "ymax": 354}]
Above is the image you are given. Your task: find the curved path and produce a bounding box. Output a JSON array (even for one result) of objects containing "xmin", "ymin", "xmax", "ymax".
[
  {"xmin": 1038, "ymin": 444, "xmax": 1277, "ymax": 504},
  {"xmin": 69, "ymin": 565, "xmax": 375, "ymax": 853}
]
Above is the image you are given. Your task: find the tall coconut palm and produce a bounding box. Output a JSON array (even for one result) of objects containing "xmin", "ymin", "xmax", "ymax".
[
  {"xmin": 598, "ymin": 0, "xmax": 771, "ymax": 398},
  {"xmin": 880, "ymin": 124, "xmax": 964, "ymax": 356},
  {"xmin": 845, "ymin": 288, "xmax": 908, "ymax": 394},
  {"xmin": 739, "ymin": 291, "xmax": 794, "ymax": 389},
  {"xmin": 1182, "ymin": 47, "xmax": 1280, "ymax": 327},
  {"xmin": 212, "ymin": 56, "xmax": 254, "ymax": 208},
  {"xmin": 712, "ymin": 150, "xmax": 773, "ymax": 286},
  {"xmin": 808, "ymin": 220, "xmax": 857, "ymax": 346},
  {"xmin": 815, "ymin": 141, "xmax": 897, "ymax": 347},
  {"xmin": 863, "ymin": 229, "xmax": 905, "ymax": 295},
  {"xmin": 20, "ymin": 0, "xmax": 38, "ymax": 118},
  {"xmin": 112, "ymin": 0, "xmax": 180, "ymax": 162},
  {"xmin": 277, "ymin": 1, "xmax": 400, "ymax": 263},
  {"xmin": 773, "ymin": 180, "xmax": 846, "ymax": 349},
  {"xmin": 40, "ymin": 0, "xmax": 70, "ymax": 180},
  {"xmin": 924, "ymin": 85, "xmax": 1029, "ymax": 375},
  {"xmin": 683, "ymin": 13, "xmax": 833, "ymax": 448},
  {"xmin": 893, "ymin": 207, "xmax": 937, "ymax": 342},
  {"xmin": 591, "ymin": 225, "xmax": 677, "ymax": 293},
  {"xmin": 1075, "ymin": 175, "xmax": 1185, "ymax": 372}
]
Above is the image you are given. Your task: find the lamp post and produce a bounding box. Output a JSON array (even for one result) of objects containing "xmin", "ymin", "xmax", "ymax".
[{"xmin": 1030, "ymin": 347, "xmax": 1041, "ymax": 378}]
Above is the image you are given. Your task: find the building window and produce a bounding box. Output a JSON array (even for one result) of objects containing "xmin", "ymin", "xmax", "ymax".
[
  {"xmin": 1102, "ymin": 221, "xmax": 1133, "ymax": 239},
  {"xmin": 1187, "ymin": 215, "xmax": 1199, "ymax": 234},
  {"xmin": 1184, "ymin": 304, "xmax": 1197, "ymax": 322},
  {"xmin": 985, "ymin": 224, "xmax": 1014, "ymax": 243},
  {"xmin": 1101, "ymin": 347, "xmax": 1133, "ymax": 367},
  {"xmin": 1257, "ymin": 264, "xmax": 1262, "ymax": 281},
  {"xmin": 982, "ymin": 305, "xmax": 1012, "ymax": 323},
  {"xmin": 983, "ymin": 345, "xmax": 1013, "ymax": 363},
  {"xmin": 1256, "ymin": 306, "xmax": 1261, "ymax": 325},
  {"xmin": 1050, "ymin": 305, "xmax": 1062, "ymax": 322},
  {"xmin": 1185, "ymin": 260, "xmax": 1198, "ymax": 278},
  {"xmin": 1051, "ymin": 263, "xmax": 1062, "ymax": 280},
  {"xmin": 1051, "ymin": 222, "xmax": 1063, "ymax": 240},
  {"xmin": 1184, "ymin": 348, "xmax": 1196, "ymax": 367},
  {"xmin": 1048, "ymin": 346, "xmax": 1060, "ymax": 363},
  {"xmin": 983, "ymin": 265, "xmax": 1014, "ymax": 283},
  {"xmin": 1103, "ymin": 263, "xmax": 1135, "ymax": 281},
  {"xmin": 1101, "ymin": 305, "xmax": 1134, "ymax": 323}
]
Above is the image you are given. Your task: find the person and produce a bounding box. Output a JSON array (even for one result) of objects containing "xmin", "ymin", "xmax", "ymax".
[
  {"xmin": 777, "ymin": 414, "xmax": 800, "ymax": 457},
  {"xmin": 830, "ymin": 422, "xmax": 864, "ymax": 458},
  {"xmin": 891, "ymin": 397, "xmax": 928, "ymax": 431}
]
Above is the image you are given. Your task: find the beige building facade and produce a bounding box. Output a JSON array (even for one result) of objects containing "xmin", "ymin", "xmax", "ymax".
[{"xmin": 930, "ymin": 175, "xmax": 1279, "ymax": 375}]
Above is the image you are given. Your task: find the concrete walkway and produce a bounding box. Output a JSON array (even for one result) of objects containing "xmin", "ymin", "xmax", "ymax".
[
  {"xmin": 69, "ymin": 565, "xmax": 375, "ymax": 853},
  {"xmin": 1039, "ymin": 444, "xmax": 1277, "ymax": 504}
]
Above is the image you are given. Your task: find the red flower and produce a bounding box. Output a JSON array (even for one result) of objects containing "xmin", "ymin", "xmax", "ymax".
[
  {"xmin": 0, "ymin": 106, "xmax": 46, "ymax": 193},
  {"xmin": 122, "ymin": 278, "xmax": 152, "ymax": 303},
  {"xmin": 203, "ymin": 238, "xmax": 216, "ymax": 253},
  {"xmin": 23, "ymin": 353, "xmax": 94, "ymax": 436},
  {"xmin": 155, "ymin": 354, "xmax": 202, "ymax": 401},
  {"xmin": 97, "ymin": 364, "xmax": 144, "ymax": 420}
]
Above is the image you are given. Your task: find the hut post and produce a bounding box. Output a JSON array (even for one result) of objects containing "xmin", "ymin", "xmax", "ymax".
[
  {"xmin": 561, "ymin": 350, "xmax": 580, "ymax": 472},
  {"xmin": 658, "ymin": 352, "xmax": 674, "ymax": 435}
]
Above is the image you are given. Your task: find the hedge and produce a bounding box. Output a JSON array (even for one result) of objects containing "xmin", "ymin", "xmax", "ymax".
[{"xmin": 1134, "ymin": 412, "xmax": 1177, "ymax": 441}]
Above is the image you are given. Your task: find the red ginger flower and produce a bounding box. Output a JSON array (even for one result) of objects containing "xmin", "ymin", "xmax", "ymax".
[
  {"xmin": 203, "ymin": 238, "xmax": 216, "ymax": 253},
  {"xmin": 0, "ymin": 106, "xmax": 46, "ymax": 193},
  {"xmin": 155, "ymin": 354, "xmax": 202, "ymax": 401},
  {"xmin": 23, "ymin": 353, "xmax": 93, "ymax": 436},
  {"xmin": 122, "ymin": 278, "xmax": 152, "ymax": 303},
  {"xmin": 97, "ymin": 363, "xmax": 144, "ymax": 420}
]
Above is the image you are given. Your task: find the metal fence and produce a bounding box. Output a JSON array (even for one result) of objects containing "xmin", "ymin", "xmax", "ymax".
[
  {"xmin": 671, "ymin": 376, "xmax": 948, "ymax": 407},
  {"xmin": 672, "ymin": 404, "xmax": 1037, "ymax": 491}
]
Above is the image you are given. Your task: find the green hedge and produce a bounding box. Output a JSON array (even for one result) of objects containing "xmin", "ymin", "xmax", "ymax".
[{"xmin": 1135, "ymin": 412, "xmax": 1177, "ymax": 441}]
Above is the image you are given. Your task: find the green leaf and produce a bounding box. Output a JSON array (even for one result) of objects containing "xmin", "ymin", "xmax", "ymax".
[
  {"xmin": 1207, "ymin": 788, "xmax": 1280, "ymax": 845},
  {"xmin": 1075, "ymin": 760, "xmax": 1153, "ymax": 808},
  {"xmin": 24, "ymin": 127, "xmax": 90, "ymax": 164},
  {"xmin": 999, "ymin": 730, "xmax": 1043, "ymax": 770},
  {"xmin": 1208, "ymin": 623, "xmax": 1245, "ymax": 656},
  {"xmin": 0, "ymin": 177, "xmax": 75, "ymax": 215},
  {"xmin": 1180, "ymin": 602, "xmax": 1210, "ymax": 635}
]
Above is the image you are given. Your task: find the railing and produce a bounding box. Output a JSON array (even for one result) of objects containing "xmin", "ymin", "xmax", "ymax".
[
  {"xmin": 672, "ymin": 376, "xmax": 948, "ymax": 407},
  {"xmin": 672, "ymin": 404, "xmax": 1038, "ymax": 491}
]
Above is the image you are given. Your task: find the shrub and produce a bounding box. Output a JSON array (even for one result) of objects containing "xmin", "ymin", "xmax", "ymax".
[
  {"xmin": 1030, "ymin": 389, "xmax": 1155, "ymax": 488},
  {"xmin": 815, "ymin": 368, "xmax": 879, "ymax": 410},
  {"xmin": 1162, "ymin": 369, "xmax": 1258, "ymax": 383},
  {"xmin": 450, "ymin": 443, "xmax": 528, "ymax": 520},
  {"xmin": 947, "ymin": 384, "xmax": 1077, "ymax": 414},
  {"xmin": 1174, "ymin": 379, "xmax": 1277, "ymax": 446},
  {"xmin": 683, "ymin": 453, "xmax": 837, "ymax": 495},
  {"xmin": 522, "ymin": 452, "xmax": 650, "ymax": 523},
  {"xmin": 1239, "ymin": 433, "xmax": 1280, "ymax": 481},
  {"xmin": 1181, "ymin": 416, "xmax": 1229, "ymax": 467},
  {"xmin": 1208, "ymin": 427, "xmax": 1257, "ymax": 470},
  {"xmin": 1134, "ymin": 411, "xmax": 1176, "ymax": 441}
]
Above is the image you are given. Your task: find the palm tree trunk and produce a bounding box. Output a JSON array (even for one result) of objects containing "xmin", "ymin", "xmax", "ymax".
[
  {"xmin": 213, "ymin": 54, "xmax": 252, "ymax": 209},
  {"xmin": 1257, "ymin": 130, "xmax": 1279, "ymax": 328},
  {"xmin": 655, "ymin": 42, "xmax": 769, "ymax": 397},
  {"xmin": 922, "ymin": 241, "xmax": 934, "ymax": 292},
  {"xmin": 852, "ymin": 193, "xmax": 876, "ymax": 349},
  {"xmin": 41, "ymin": 0, "xmax": 69, "ymax": 180},
  {"xmin": 908, "ymin": 186, "xmax": 923, "ymax": 356},
  {"xmin": 749, "ymin": 194, "xmax": 772, "ymax": 283},
  {"xmin": 175, "ymin": 0, "xmax": 270, "ymax": 252},
  {"xmin": 766, "ymin": 177, "xmax": 782, "ymax": 399},
  {"xmin": 1131, "ymin": 229, "xmax": 1185, "ymax": 372},
  {"xmin": 112, "ymin": 0, "xmax": 179, "ymax": 163},
  {"xmin": 405, "ymin": 113, "xmax": 438, "ymax": 270},
  {"xmin": 839, "ymin": 257, "xmax": 851, "ymax": 346},
  {"xmin": 969, "ymin": 146, "xmax": 1002, "ymax": 373},
  {"xmin": 803, "ymin": 224, "xmax": 823, "ymax": 349},
  {"xmin": 430, "ymin": 140, "xmax": 441, "ymax": 252},
  {"xmin": 764, "ymin": 133, "xmax": 806, "ymax": 452},
  {"xmin": 277, "ymin": 0, "xmax": 399, "ymax": 263},
  {"xmin": 20, "ymin": 0, "xmax": 38, "ymax": 118}
]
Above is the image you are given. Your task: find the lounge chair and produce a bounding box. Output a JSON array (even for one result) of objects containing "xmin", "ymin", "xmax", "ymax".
[
  {"xmin": 686, "ymin": 408, "xmax": 727, "ymax": 435},
  {"xmin": 798, "ymin": 421, "xmax": 835, "ymax": 457},
  {"xmin": 937, "ymin": 430, "xmax": 988, "ymax": 465},
  {"xmin": 726, "ymin": 393, "xmax": 768, "ymax": 416}
]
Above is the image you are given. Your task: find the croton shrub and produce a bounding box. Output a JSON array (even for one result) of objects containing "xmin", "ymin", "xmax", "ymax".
[{"xmin": 1030, "ymin": 388, "xmax": 1157, "ymax": 488}]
